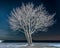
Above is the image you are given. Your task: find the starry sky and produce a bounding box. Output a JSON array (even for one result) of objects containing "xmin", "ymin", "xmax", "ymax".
[{"xmin": 0, "ymin": 0, "xmax": 59, "ymax": 40}]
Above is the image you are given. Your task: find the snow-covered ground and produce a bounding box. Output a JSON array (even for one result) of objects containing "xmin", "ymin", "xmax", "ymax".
[{"xmin": 0, "ymin": 43, "xmax": 60, "ymax": 48}]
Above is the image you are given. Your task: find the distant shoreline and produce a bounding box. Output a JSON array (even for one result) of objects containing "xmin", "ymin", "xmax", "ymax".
[{"xmin": 2, "ymin": 40, "xmax": 60, "ymax": 43}]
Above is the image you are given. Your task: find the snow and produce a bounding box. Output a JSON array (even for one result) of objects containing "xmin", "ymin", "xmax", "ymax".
[
  {"xmin": 0, "ymin": 40, "xmax": 3, "ymax": 43},
  {"xmin": 0, "ymin": 43, "xmax": 59, "ymax": 48}
]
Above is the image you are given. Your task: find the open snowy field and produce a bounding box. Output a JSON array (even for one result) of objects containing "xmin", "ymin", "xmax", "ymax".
[{"xmin": 0, "ymin": 43, "xmax": 60, "ymax": 48}]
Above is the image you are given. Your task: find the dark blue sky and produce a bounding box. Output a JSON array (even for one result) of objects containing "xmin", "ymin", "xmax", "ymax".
[{"xmin": 0, "ymin": 0, "xmax": 59, "ymax": 39}]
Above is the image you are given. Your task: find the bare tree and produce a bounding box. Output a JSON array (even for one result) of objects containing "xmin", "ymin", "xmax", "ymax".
[{"xmin": 8, "ymin": 3, "xmax": 56, "ymax": 46}]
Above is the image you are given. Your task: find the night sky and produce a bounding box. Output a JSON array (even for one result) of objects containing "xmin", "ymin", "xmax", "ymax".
[{"xmin": 0, "ymin": 0, "xmax": 59, "ymax": 40}]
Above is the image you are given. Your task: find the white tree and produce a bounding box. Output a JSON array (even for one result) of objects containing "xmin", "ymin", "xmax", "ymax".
[{"xmin": 8, "ymin": 3, "xmax": 56, "ymax": 46}]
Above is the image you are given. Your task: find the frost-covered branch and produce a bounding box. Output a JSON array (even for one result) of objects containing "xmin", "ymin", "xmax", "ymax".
[{"xmin": 9, "ymin": 3, "xmax": 56, "ymax": 34}]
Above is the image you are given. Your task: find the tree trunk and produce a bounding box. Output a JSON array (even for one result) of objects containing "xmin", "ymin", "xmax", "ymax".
[
  {"xmin": 28, "ymin": 32, "xmax": 32, "ymax": 46},
  {"xmin": 24, "ymin": 32, "xmax": 32, "ymax": 46}
]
